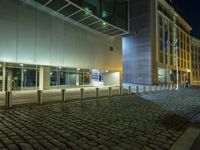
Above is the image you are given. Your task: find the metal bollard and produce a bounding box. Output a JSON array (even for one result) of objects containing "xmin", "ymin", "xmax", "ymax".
[
  {"xmin": 61, "ymin": 89, "xmax": 66, "ymax": 102},
  {"xmin": 108, "ymin": 87, "xmax": 112, "ymax": 97},
  {"xmin": 135, "ymin": 86, "xmax": 139, "ymax": 93},
  {"xmin": 149, "ymin": 86, "xmax": 152, "ymax": 92},
  {"xmin": 37, "ymin": 90, "xmax": 43, "ymax": 104},
  {"xmin": 143, "ymin": 86, "xmax": 146, "ymax": 92},
  {"xmin": 128, "ymin": 86, "xmax": 131, "ymax": 95},
  {"xmin": 5, "ymin": 91, "xmax": 12, "ymax": 108},
  {"xmin": 80, "ymin": 88, "xmax": 85, "ymax": 100},
  {"xmin": 96, "ymin": 88, "xmax": 99, "ymax": 99},
  {"xmin": 119, "ymin": 86, "xmax": 122, "ymax": 96}
]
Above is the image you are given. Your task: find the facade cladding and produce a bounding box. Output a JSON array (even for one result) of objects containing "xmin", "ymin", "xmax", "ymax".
[
  {"xmin": 191, "ymin": 37, "xmax": 200, "ymax": 85},
  {"xmin": 123, "ymin": 0, "xmax": 192, "ymax": 85},
  {"xmin": 0, "ymin": 0, "xmax": 128, "ymax": 91}
]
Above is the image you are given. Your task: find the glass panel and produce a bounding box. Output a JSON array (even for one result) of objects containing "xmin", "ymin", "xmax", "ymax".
[
  {"xmin": 0, "ymin": 68, "xmax": 2, "ymax": 91},
  {"xmin": 83, "ymin": 72, "xmax": 91, "ymax": 85},
  {"xmin": 116, "ymin": 0, "xmax": 128, "ymax": 30},
  {"xmin": 23, "ymin": 68, "xmax": 36, "ymax": 90},
  {"xmin": 6, "ymin": 68, "xmax": 22, "ymax": 90},
  {"xmin": 101, "ymin": 0, "xmax": 115, "ymax": 25},
  {"xmin": 79, "ymin": 73, "xmax": 84, "ymax": 85},
  {"xmin": 70, "ymin": 0, "xmax": 83, "ymax": 6},
  {"xmin": 47, "ymin": 0, "xmax": 69, "ymax": 11},
  {"xmin": 60, "ymin": 71, "xmax": 69, "ymax": 85},
  {"xmin": 50, "ymin": 68, "xmax": 58, "ymax": 86},
  {"xmin": 158, "ymin": 68, "xmax": 167, "ymax": 85},
  {"xmin": 69, "ymin": 72, "xmax": 77, "ymax": 85},
  {"xmin": 83, "ymin": 0, "xmax": 100, "ymax": 17}
]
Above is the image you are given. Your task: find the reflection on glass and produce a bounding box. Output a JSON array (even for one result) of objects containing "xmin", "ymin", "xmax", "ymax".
[
  {"xmin": 50, "ymin": 68, "xmax": 58, "ymax": 86},
  {"xmin": 83, "ymin": 72, "xmax": 91, "ymax": 85},
  {"xmin": 69, "ymin": 0, "xmax": 128, "ymax": 30},
  {"xmin": 60, "ymin": 71, "xmax": 69, "ymax": 85},
  {"xmin": 69, "ymin": 72, "xmax": 77, "ymax": 85},
  {"xmin": 7, "ymin": 68, "xmax": 22, "ymax": 90},
  {"xmin": 23, "ymin": 69, "xmax": 36, "ymax": 90}
]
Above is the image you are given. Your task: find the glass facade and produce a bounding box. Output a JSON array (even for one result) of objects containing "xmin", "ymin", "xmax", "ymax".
[
  {"xmin": 0, "ymin": 63, "xmax": 106, "ymax": 91},
  {"xmin": 70, "ymin": 0, "xmax": 128, "ymax": 30}
]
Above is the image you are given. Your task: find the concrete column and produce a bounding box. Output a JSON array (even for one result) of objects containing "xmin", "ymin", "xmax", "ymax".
[
  {"xmin": 103, "ymin": 72, "xmax": 120, "ymax": 86},
  {"xmin": 149, "ymin": 86, "xmax": 152, "ymax": 92},
  {"xmin": 154, "ymin": 86, "xmax": 157, "ymax": 91},
  {"xmin": 143, "ymin": 86, "xmax": 146, "ymax": 92},
  {"xmin": 2, "ymin": 66, "xmax": 6, "ymax": 92},
  {"xmin": 135, "ymin": 86, "xmax": 139, "ymax": 93},
  {"xmin": 39, "ymin": 66, "xmax": 50, "ymax": 90}
]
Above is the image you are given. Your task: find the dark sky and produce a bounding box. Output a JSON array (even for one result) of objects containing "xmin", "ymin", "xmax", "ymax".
[{"xmin": 173, "ymin": 0, "xmax": 200, "ymax": 39}]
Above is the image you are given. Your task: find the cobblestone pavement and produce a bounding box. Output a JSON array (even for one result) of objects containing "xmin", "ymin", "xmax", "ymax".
[{"xmin": 0, "ymin": 88, "xmax": 200, "ymax": 150}]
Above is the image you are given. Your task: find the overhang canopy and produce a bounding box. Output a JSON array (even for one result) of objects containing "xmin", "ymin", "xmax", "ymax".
[{"xmin": 33, "ymin": 0, "xmax": 128, "ymax": 37}]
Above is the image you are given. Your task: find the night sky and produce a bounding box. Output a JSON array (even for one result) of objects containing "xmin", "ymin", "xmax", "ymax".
[{"xmin": 172, "ymin": 0, "xmax": 200, "ymax": 39}]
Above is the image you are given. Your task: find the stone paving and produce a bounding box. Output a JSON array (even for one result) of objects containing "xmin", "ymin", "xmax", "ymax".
[{"xmin": 0, "ymin": 88, "xmax": 200, "ymax": 150}]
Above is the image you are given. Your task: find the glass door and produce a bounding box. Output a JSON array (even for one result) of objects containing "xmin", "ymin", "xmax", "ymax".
[{"xmin": 6, "ymin": 68, "xmax": 22, "ymax": 91}]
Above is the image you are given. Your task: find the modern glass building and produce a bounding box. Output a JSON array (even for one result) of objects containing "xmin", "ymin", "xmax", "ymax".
[
  {"xmin": 0, "ymin": 0, "xmax": 129, "ymax": 91},
  {"xmin": 123, "ymin": 0, "xmax": 192, "ymax": 85}
]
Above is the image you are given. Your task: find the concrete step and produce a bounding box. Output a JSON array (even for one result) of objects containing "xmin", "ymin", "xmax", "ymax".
[{"xmin": 170, "ymin": 127, "xmax": 200, "ymax": 150}]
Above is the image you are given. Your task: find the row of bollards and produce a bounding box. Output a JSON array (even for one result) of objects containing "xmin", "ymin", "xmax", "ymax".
[{"xmin": 4, "ymin": 84, "xmax": 178, "ymax": 108}]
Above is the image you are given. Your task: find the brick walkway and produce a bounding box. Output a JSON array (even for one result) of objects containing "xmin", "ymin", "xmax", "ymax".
[{"xmin": 0, "ymin": 89, "xmax": 200, "ymax": 150}]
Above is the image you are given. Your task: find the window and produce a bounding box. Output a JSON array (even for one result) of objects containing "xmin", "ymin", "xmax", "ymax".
[
  {"xmin": 50, "ymin": 67, "xmax": 58, "ymax": 86},
  {"xmin": 23, "ymin": 68, "xmax": 37, "ymax": 90}
]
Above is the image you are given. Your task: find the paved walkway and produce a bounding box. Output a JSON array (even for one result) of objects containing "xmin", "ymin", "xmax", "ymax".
[{"xmin": 0, "ymin": 88, "xmax": 200, "ymax": 150}]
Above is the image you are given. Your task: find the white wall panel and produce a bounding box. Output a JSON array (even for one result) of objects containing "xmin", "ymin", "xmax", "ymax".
[
  {"xmin": 0, "ymin": 0, "xmax": 18, "ymax": 21},
  {"xmin": 35, "ymin": 29, "xmax": 51, "ymax": 65},
  {"xmin": 0, "ymin": 0, "xmax": 122, "ymax": 73},
  {"xmin": 50, "ymin": 32, "xmax": 64, "ymax": 66},
  {"xmin": 17, "ymin": 3, "xmax": 36, "ymax": 64},
  {"xmin": 0, "ymin": 18, "xmax": 17, "ymax": 62}
]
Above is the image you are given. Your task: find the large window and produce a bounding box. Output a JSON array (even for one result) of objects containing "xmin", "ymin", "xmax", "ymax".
[
  {"xmin": 50, "ymin": 67, "xmax": 92, "ymax": 87},
  {"xmin": 6, "ymin": 65, "xmax": 38, "ymax": 91}
]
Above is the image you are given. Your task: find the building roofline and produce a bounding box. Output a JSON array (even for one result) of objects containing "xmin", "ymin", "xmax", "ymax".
[
  {"xmin": 158, "ymin": 0, "xmax": 192, "ymax": 31},
  {"xmin": 191, "ymin": 36, "xmax": 200, "ymax": 44}
]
